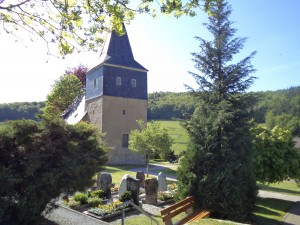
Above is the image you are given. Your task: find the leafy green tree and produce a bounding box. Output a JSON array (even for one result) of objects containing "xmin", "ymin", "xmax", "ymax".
[
  {"xmin": 177, "ymin": 0, "xmax": 257, "ymax": 221},
  {"xmin": 0, "ymin": 118, "xmax": 107, "ymax": 225},
  {"xmin": 252, "ymin": 125, "xmax": 300, "ymax": 183},
  {"xmin": 0, "ymin": 0, "xmax": 215, "ymax": 55},
  {"xmin": 129, "ymin": 120, "xmax": 173, "ymax": 177},
  {"xmin": 42, "ymin": 74, "xmax": 83, "ymax": 117}
]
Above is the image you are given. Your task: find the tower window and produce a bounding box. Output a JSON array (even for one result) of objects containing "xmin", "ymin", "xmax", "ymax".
[
  {"xmin": 122, "ymin": 134, "xmax": 129, "ymax": 148},
  {"xmin": 94, "ymin": 78, "xmax": 97, "ymax": 88},
  {"xmin": 123, "ymin": 110, "xmax": 126, "ymax": 115},
  {"xmin": 116, "ymin": 76, "xmax": 122, "ymax": 86},
  {"xmin": 131, "ymin": 79, "xmax": 136, "ymax": 88}
]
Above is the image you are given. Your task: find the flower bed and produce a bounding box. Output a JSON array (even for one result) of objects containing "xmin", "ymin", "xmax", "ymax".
[{"xmin": 63, "ymin": 189, "xmax": 135, "ymax": 220}]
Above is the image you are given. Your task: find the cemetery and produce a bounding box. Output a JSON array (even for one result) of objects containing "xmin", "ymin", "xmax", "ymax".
[{"xmin": 61, "ymin": 170, "xmax": 178, "ymax": 223}]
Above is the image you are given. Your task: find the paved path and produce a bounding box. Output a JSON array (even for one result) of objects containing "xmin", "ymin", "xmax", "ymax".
[{"xmin": 42, "ymin": 205, "xmax": 109, "ymax": 225}]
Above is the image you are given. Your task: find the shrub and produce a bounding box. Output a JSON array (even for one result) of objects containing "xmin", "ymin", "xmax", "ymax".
[
  {"xmin": 90, "ymin": 189, "xmax": 105, "ymax": 198},
  {"xmin": 0, "ymin": 119, "xmax": 107, "ymax": 225},
  {"xmin": 88, "ymin": 197, "xmax": 102, "ymax": 207},
  {"xmin": 68, "ymin": 199, "xmax": 80, "ymax": 208},
  {"xmin": 73, "ymin": 193, "xmax": 88, "ymax": 204},
  {"xmin": 119, "ymin": 191, "xmax": 132, "ymax": 202},
  {"xmin": 157, "ymin": 191, "xmax": 174, "ymax": 201},
  {"xmin": 88, "ymin": 207, "xmax": 106, "ymax": 217}
]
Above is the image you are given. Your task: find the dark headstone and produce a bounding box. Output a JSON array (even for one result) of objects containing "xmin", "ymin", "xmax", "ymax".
[
  {"xmin": 127, "ymin": 177, "xmax": 140, "ymax": 205},
  {"xmin": 97, "ymin": 172, "xmax": 112, "ymax": 198},
  {"xmin": 144, "ymin": 178, "xmax": 158, "ymax": 205},
  {"xmin": 136, "ymin": 171, "xmax": 145, "ymax": 188}
]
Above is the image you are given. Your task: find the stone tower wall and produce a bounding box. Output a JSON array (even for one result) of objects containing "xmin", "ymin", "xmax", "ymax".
[{"xmin": 86, "ymin": 95, "xmax": 147, "ymax": 165}]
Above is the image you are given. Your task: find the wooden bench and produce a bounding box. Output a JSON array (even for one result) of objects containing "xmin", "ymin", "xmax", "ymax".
[{"xmin": 160, "ymin": 196, "xmax": 211, "ymax": 225}]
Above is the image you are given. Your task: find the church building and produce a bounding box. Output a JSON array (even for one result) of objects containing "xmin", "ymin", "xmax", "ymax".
[{"xmin": 64, "ymin": 25, "xmax": 147, "ymax": 165}]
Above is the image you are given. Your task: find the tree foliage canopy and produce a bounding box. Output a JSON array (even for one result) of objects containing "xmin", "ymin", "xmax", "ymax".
[
  {"xmin": 65, "ymin": 64, "xmax": 88, "ymax": 90},
  {"xmin": 177, "ymin": 0, "xmax": 257, "ymax": 221},
  {"xmin": 252, "ymin": 125, "xmax": 300, "ymax": 183},
  {"xmin": 42, "ymin": 74, "xmax": 83, "ymax": 117},
  {"xmin": 0, "ymin": 0, "xmax": 214, "ymax": 55},
  {"xmin": 0, "ymin": 118, "xmax": 107, "ymax": 225},
  {"xmin": 129, "ymin": 120, "xmax": 173, "ymax": 160}
]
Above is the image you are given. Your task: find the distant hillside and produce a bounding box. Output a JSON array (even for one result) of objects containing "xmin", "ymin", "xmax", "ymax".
[
  {"xmin": 1, "ymin": 86, "xmax": 299, "ymax": 136},
  {"xmin": 0, "ymin": 102, "xmax": 44, "ymax": 122}
]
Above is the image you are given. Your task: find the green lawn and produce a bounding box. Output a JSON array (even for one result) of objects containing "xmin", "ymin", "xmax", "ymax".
[
  {"xmin": 155, "ymin": 120, "xmax": 189, "ymax": 155},
  {"xmin": 252, "ymin": 197, "xmax": 293, "ymax": 224},
  {"xmin": 258, "ymin": 180, "xmax": 300, "ymax": 196}
]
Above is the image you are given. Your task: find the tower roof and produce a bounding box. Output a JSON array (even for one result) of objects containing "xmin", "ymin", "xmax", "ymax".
[{"xmin": 98, "ymin": 24, "xmax": 147, "ymax": 71}]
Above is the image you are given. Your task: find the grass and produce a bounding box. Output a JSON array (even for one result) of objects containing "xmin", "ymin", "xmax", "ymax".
[
  {"xmin": 123, "ymin": 197, "xmax": 294, "ymax": 225},
  {"xmin": 252, "ymin": 197, "xmax": 294, "ymax": 224},
  {"xmin": 258, "ymin": 180, "xmax": 300, "ymax": 196},
  {"xmin": 102, "ymin": 165, "xmax": 153, "ymax": 184},
  {"xmin": 155, "ymin": 120, "xmax": 189, "ymax": 155},
  {"xmin": 102, "ymin": 164, "xmax": 176, "ymax": 185}
]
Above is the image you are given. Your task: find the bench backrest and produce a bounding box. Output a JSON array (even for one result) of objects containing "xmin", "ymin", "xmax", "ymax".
[{"xmin": 161, "ymin": 196, "xmax": 195, "ymax": 223}]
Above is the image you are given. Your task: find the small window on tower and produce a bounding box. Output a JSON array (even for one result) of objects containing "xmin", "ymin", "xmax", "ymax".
[
  {"xmin": 116, "ymin": 76, "xmax": 122, "ymax": 86},
  {"xmin": 94, "ymin": 78, "xmax": 97, "ymax": 88},
  {"xmin": 131, "ymin": 79, "xmax": 136, "ymax": 88},
  {"xmin": 122, "ymin": 134, "xmax": 129, "ymax": 148}
]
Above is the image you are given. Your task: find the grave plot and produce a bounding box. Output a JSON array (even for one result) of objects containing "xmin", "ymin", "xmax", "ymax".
[{"xmin": 61, "ymin": 171, "xmax": 178, "ymax": 222}]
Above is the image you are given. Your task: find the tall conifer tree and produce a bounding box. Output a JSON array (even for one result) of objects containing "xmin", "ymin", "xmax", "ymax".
[{"xmin": 177, "ymin": 0, "xmax": 257, "ymax": 221}]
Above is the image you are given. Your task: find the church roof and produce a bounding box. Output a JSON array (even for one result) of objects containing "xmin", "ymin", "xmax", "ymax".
[
  {"xmin": 98, "ymin": 24, "xmax": 148, "ymax": 71},
  {"xmin": 62, "ymin": 94, "xmax": 87, "ymax": 124}
]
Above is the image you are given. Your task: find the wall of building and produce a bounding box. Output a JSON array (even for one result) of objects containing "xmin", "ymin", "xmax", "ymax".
[{"xmin": 86, "ymin": 95, "xmax": 147, "ymax": 165}]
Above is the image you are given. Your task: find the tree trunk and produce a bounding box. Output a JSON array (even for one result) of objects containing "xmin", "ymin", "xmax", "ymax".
[{"xmin": 146, "ymin": 151, "xmax": 149, "ymax": 177}]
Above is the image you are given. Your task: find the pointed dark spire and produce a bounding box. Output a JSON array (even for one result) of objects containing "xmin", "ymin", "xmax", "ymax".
[{"xmin": 99, "ymin": 24, "xmax": 147, "ymax": 71}]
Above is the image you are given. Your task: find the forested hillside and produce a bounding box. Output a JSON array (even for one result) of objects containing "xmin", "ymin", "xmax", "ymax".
[
  {"xmin": 1, "ymin": 86, "xmax": 299, "ymax": 136},
  {"xmin": 148, "ymin": 87, "xmax": 300, "ymax": 136},
  {"xmin": 253, "ymin": 86, "xmax": 300, "ymax": 136},
  {"xmin": 148, "ymin": 92, "xmax": 195, "ymax": 120},
  {"xmin": 0, "ymin": 102, "xmax": 44, "ymax": 121}
]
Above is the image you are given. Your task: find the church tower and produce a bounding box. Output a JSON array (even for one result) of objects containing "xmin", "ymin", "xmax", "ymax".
[{"xmin": 85, "ymin": 25, "xmax": 147, "ymax": 165}]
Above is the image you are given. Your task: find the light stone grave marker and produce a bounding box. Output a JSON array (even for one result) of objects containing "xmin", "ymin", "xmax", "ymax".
[
  {"xmin": 157, "ymin": 172, "xmax": 167, "ymax": 192},
  {"xmin": 119, "ymin": 174, "xmax": 130, "ymax": 197}
]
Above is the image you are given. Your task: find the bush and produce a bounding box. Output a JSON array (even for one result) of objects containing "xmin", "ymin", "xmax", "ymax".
[
  {"xmin": 119, "ymin": 191, "xmax": 132, "ymax": 202},
  {"xmin": 90, "ymin": 189, "xmax": 105, "ymax": 198},
  {"xmin": 157, "ymin": 191, "xmax": 174, "ymax": 201},
  {"xmin": 88, "ymin": 197, "xmax": 102, "ymax": 207},
  {"xmin": 0, "ymin": 119, "xmax": 107, "ymax": 225},
  {"xmin": 88, "ymin": 207, "xmax": 106, "ymax": 217},
  {"xmin": 73, "ymin": 193, "xmax": 88, "ymax": 204},
  {"xmin": 68, "ymin": 199, "xmax": 81, "ymax": 208}
]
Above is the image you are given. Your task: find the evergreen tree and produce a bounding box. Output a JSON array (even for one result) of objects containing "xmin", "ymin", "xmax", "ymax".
[{"xmin": 177, "ymin": 0, "xmax": 257, "ymax": 221}]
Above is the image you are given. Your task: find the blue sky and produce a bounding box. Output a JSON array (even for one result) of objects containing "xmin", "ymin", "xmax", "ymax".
[{"xmin": 1, "ymin": 0, "xmax": 300, "ymax": 103}]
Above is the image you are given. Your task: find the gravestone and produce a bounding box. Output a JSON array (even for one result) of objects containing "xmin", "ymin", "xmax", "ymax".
[
  {"xmin": 144, "ymin": 178, "xmax": 158, "ymax": 205},
  {"xmin": 97, "ymin": 172, "xmax": 112, "ymax": 198},
  {"xmin": 136, "ymin": 171, "xmax": 145, "ymax": 188},
  {"xmin": 127, "ymin": 177, "xmax": 140, "ymax": 205},
  {"xmin": 158, "ymin": 172, "xmax": 167, "ymax": 192},
  {"xmin": 119, "ymin": 174, "xmax": 130, "ymax": 197}
]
